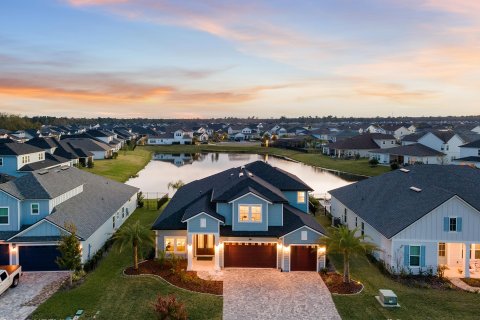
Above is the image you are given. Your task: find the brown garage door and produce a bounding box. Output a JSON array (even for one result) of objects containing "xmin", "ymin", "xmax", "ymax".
[
  {"xmin": 224, "ymin": 243, "xmax": 277, "ymax": 268},
  {"xmin": 291, "ymin": 245, "xmax": 317, "ymax": 271}
]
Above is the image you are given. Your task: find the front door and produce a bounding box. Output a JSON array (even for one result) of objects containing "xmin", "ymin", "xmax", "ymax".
[{"xmin": 195, "ymin": 234, "xmax": 214, "ymax": 256}]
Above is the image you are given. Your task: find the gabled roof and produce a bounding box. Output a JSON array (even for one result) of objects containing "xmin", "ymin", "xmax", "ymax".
[
  {"xmin": 61, "ymin": 137, "xmax": 112, "ymax": 152},
  {"xmin": 19, "ymin": 153, "xmax": 71, "ymax": 172},
  {"xmin": 25, "ymin": 137, "xmax": 59, "ymax": 150},
  {"xmin": 371, "ymin": 143, "xmax": 444, "ymax": 157},
  {"xmin": 328, "ymin": 133, "xmax": 395, "ymax": 150},
  {"xmin": 0, "ymin": 143, "xmax": 44, "ymax": 156},
  {"xmin": 152, "ymin": 161, "xmax": 313, "ymax": 230},
  {"xmin": 461, "ymin": 139, "xmax": 480, "ymax": 148},
  {"xmin": 181, "ymin": 192, "xmax": 225, "ymax": 223},
  {"xmin": 329, "ymin": 165, "xmax": 480, "ymax": 239}
]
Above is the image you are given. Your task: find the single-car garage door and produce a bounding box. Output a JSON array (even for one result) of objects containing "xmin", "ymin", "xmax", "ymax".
[
  {"xmin": 19, "ymin": 245, "xmax": 62, "ymax": 271},
  {"xmin": 291, "ymin": 245, "xmax": 317, "ymax": 271},
  {"xmin": 224, "ymin": 242, "xmax": 277, "ymax": 268},
  {"xmin": 0, "ymin": 244, "xmax": 9, "ymax": 265}
]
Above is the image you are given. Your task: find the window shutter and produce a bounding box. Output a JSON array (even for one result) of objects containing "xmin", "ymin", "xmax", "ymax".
[
  {"xmin": 457, "ymin": 217, "xmax": 462, "ymax": 232},
  {"xmin": 443, "ymin": 217, "xmax": 449, "ymax": 232},
  {"xmin": 404, "ymin": 245, "xmax": 409, "ymax": 266},
  {"xmin": 420, "ymin": 246, "xmax": 426, "ymax": 267}
]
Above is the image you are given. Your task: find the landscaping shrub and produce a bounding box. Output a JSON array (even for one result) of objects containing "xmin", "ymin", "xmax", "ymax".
[
  {"xmin": 390, "ymin": 162, "xmax": 399, "ymax": 170},
  {"xmin": 308, "ymin": 195, "xmax": 320, "ymax": 213},
  {"xmin": 368, "ymin": 158, "xmax": 379, "ymax": 167},
  {"xmin": 112, "ymin": 152, "xmax": 119, "ymax": 159},
  {"xmin": 156, "ymin": 250, "xmax": 167, "ymax": 267},
  {"xmin": 153, "ymin": 295, "xmax": 187, "ymax": 320},
  {"xmin": 137, "ymin": 192, "xmax": 145, "ymax": 208}
]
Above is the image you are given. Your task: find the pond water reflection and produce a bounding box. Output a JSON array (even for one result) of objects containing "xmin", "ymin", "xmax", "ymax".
[{"xmin": 126, "ymin": 153, "xmax": 364, "ymax": 197}]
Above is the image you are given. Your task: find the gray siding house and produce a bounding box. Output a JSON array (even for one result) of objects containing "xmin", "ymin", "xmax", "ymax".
[
  {"xmin": 0, "ymin": 167, "xmax": 138, "ymax": 271},
  {"xmin": 152, "ymin": 161, "xmax": 326, "ymax": 272},
  {"xmin": 329, "ymin": 165, "xmax": 480, "ymax": 278}
]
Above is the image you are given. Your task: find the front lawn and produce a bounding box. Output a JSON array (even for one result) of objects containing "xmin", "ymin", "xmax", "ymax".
[
  {"xmin": 32, "ymin": 206, "xmax": 222, "ymax": 320},
  {"xmin": 315, "ymin": 213, "xmax": 479, "ymax": 320}
]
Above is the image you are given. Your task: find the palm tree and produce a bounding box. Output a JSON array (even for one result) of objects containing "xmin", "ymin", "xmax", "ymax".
[
  {"xmin": 114, "ymin": 221, "xmax": 154, "ymax": 270},
  {"xmin": 167, "ymin": 180, "xmax": 185, "ymax": 191},
  {"xmin": 320, "ymin": 225, "xmax": 378, "ymax": 283}
]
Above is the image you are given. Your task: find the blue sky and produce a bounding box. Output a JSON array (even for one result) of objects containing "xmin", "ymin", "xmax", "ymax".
[{"xmin": 0, "ymin": 0, "xmax": 479, "ymax": 118}]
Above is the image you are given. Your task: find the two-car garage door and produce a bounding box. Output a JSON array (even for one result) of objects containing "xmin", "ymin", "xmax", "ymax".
[
  {"xmin": 224, "ymin": 243, "xmax": 277, "ymax": 268},
  {"xmin": 19, "ymin": 246, "xmax": 62, "ymax": 271}
]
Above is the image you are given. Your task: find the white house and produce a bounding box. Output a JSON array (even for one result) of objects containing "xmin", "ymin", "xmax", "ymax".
[
  {"xmin": 327, "ymin": 133, "xmax": 397, "ymax": 158},
  {"xmin": 452, "ymin": 139, "xmax": 480, "ymax": 168},
  {"xmin": 471, "ymin": 126, "xmax": 480, "ymax": 134},
  {"xmin": 147, "ymin": 129, "xmax": 193, "ymax": 145},
  {"xmin": 417, "ymin": 131, "xmax": 467, "ymax": 163},
  {"xmin": 369, "ymin": 143, "xmax": 446, "ymax": 165},
  {"xmin": 329, "ymin": 166, "xmax": 480, "ymax": 278}
]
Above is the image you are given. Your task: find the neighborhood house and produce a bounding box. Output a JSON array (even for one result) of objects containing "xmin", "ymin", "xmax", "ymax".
[{"xmin": 152, "ymin": 161, "xmax": 327, "ymax": 272}]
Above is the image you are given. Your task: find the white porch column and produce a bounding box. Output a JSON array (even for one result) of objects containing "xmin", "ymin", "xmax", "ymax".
[
  {"xmin": 187, "ymin": 233, "xmax": 193, "ymax": 271},
  {"xmin": 214, "ymin": 233, "xmax": 220, "ymax": 271},
  {"xmin": 465, "ymin": 243, "xmax": 471, "ymax": 278}
]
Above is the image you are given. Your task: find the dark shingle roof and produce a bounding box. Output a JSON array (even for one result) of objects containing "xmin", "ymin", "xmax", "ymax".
[
  {"xmin": 19, "ymin": 153, "xmax": 71, "ymax": 172},
  {"xmin": 181, "ymin": 192, "xmax": 225, "ymax": 222},
  {"xmin": 329, "ymin": 165, "xmax": 480, "ymax": 239},
  {"xmin": 328, "ymin": 133, "xmax": 395, "ymax": 150},
  {"xmin": 461, "ymin": 139, "xmax": 480, "ymax": 148},
  {"xmin": 371, "ymin": 143, "xmax": 444, "ymax": 157},
  {"xmin": 0, "ymin": 143, "xmax": 44, "ymax": 156}
]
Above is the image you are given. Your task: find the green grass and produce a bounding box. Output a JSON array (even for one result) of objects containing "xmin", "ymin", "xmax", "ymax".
[
  {"xmin": 315, "ymin": 213, "xmax": 479, "ymax": 320},
  {"xmin": 142, "ymin": 144, "xmax": 390, "ymax": 177},
  {"xmin": 82, "ymin": 148, "xmax": 153, "ymax": 182},
  {"xmin": 32, "ymin": 206, "xmax": 222, "ymax": 320}
]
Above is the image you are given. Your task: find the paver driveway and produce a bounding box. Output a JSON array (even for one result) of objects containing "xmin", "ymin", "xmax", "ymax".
[
  {"xmin": 223, "ymin": 269, "xmax": 341, "ymax": 320},
  {"xmin": 0, "ymin": 272, "xmax": 69, "ymax": 320}
]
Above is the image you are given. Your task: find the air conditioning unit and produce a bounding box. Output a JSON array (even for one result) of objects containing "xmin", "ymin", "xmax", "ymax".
[{"xmin": 376, "ymin": 289, "xmax": 399, "ymax": 307}]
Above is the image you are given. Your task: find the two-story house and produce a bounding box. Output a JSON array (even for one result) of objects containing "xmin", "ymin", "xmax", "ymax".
[
  {"xmin": 326, "ymin": 133, "xmax": 397, "ymax": 158},
  {"xmin": 329, "ymin": 165, "xmax": 480, "ymax": 278},
  {"xmin": 152, "ymin": 161, "xmax": 326, "ymax": 272},
  {"xmin": 87, "ymin": 129, "xmax": 124, "ymax": 151},
  {"xmin": 0, "ymin": 167, "xmax": 138, "ymax": 271},
  {"xmin": 453, "ymin": 139, "xmax": 480, "ymax": 168},
  {"xmin": 0, "ymin": 142, "xmax": 71, "ymax": 177},
  {"xmin": 146, "ymin": 129, "xmax": 193, "ymax": 145}
]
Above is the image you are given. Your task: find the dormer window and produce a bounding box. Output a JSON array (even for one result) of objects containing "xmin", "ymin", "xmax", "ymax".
[
  {"xmin": 238, "ymin": 205, "xmax": 262, "ymax": 223},
  {"xmin": 31, "ymin": 203, "xmax": 39, "ymax": 215}
]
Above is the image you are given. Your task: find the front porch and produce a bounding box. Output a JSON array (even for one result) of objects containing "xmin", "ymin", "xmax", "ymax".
[
  {"xmin": 439, "ymin": 242, "xmax": 480, "ymax": 279},
  {"xmin": 187, "ymin": 233, "xmax": 220, "ymax": 272}
]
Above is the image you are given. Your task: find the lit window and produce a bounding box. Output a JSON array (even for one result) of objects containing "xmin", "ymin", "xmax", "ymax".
[
  {"xmin": 31, "ymin": 203, "xmax": 39, "ymax": 215},
  {"xmin": 438, "ymin": 243, "xmax": 446, "ymax": 257},
  {"xmin": 165, "ymin": 238, "xmax": 174, "ymax": 252},
  {"xmin": 0, "ymin": 208, "xmax": 8, "ymax": 224},
  {"xmin": 238, "ymin": 205, "xmax": 262, "ymax": 223},
  {"xmin": 449, "ymin": 218, "xmax": 457, "ymax": 232},
  {"xmin": 176, "ymin": 238, "xmax": 186, "ymax": 252},
  {"xmin": 301, "ymin": 230, "xmax": 308, "ymax": 241},
  {"xmin": 251, "ymin": 206, "xmax": 261, "ymax": 222},
  {"xmin": 297, "ymin": 192, "xmax": 305, "ymax": 203},
  {"xmin": 239, "ymin": 205, "xmax": 250, "ymax": 221},
  {"xmin": 409, "ymin": 246, "xmax": 420, "ymax": 267},
  {"xmin": 200, "ymin": 218, "xmax": 206, "ymax": 228}
]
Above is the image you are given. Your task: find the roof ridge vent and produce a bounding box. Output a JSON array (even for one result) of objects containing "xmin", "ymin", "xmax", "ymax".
[
  {"xmin": 400, "ymin": 168, "xmax": 410, "ymax": 173},
  {"xmin": 410, "ymin": 186, "xmax": 422, "ymax": 192}
]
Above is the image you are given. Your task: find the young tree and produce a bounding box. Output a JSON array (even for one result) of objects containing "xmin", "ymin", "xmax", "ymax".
[
  {"xmin": 56, "ymin": 223, "xmax": 82, "ymax": 285},
  {"xmin": 167, "ymin": 180, "xmax": 185, "ymax": 192},
  {"xmin": 114, "ymin": 221, "xmax": 154, "ymax": 270},
  {"xmin": 320, "ymin": 226, "xmax": 378, "ymax": 283}
]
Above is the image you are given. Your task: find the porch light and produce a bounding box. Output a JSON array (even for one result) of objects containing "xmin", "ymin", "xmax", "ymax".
[
  {"xmin": 277, "ymin": 243, "xmax": 283, "ymax": 249},
  {"xmin": 10, "ymin": 244, "xmax": 17, "ymax": 252},
  {"xmin": 284, "ymin": 246, "xmax": 290, "ymax": 252},
  {"xmin": 318, "ymin": 246, "xmax": 326, "ymax": 254}
]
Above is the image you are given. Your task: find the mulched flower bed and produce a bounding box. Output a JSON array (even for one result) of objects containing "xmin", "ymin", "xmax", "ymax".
[
  {"xmin": 461, "ymin": 278, "xmax": 480, "ymax": 288},
  {"xmin": 125, "ymin": 259, "xmax": 223, "ymax": 295},
  {"xmin": 320, "ymin": 272, "xmax": 363, "ymax": 294}
]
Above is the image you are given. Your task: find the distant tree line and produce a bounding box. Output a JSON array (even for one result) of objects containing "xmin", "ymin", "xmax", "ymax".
[{"xmin": 0, "ymin": 113, "xmax": 41, "ymax": 131}]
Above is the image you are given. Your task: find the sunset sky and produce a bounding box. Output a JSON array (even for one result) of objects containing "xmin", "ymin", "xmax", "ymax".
[{"xmin": 0, "ymin": 0, "xmax": 479, "ymax": 118}]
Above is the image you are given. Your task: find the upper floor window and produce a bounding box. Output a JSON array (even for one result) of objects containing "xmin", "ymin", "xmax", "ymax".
[
  {"xmin": 0, "ymin": 208, "xmax": 8, "ymax": 224},
  {"xmin": 449, "ymin": 217, "xmax": 457, "ymax": 232},
  {"xmin": 301, "ymin": 230, "xmax": 308, "ymax": 241},
  {"xmin": 478, "ymin": 149, "xmax": 480, "ymax": 156},
  {"xmin": 344, "ymin": 208, "xmax": 347, "ymax": 223},
  {"xmin": 200, "ymin": 218, "xmax": 207, "ymax": 228},
  {"xmin": 361, "ymin": 222, "xmax": 365, "ymax": 236},
  {"xmin": 31, "ymin": 203, "xmax": 39, "ymax": 215},
  {"xmin": 0, "ymin": 157, "xmax": 3, "ymax": 166},
  {"xmin": 297, "ymin": 191, "xmax": 305, "ymax": 203},
  {"xmin": 238, "ymin": 205, "xmax": 262, "ymax": 223}
]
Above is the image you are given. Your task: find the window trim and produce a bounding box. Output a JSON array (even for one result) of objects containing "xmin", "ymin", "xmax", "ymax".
[
  {"xmin": 297, "ymin": 191, "xmax": 306, "ymax": 203},
  {"xmin": 409, "ymin": 245, "xmax": 421, "ymax": 267},
  {"xmin": 31, "ymin": 203, "xmax": 40, "ymax": 215},
  {"xmin": 238, "ymin": 204, "xmax": 262, "ymax": 223},
  {"xmin": 0, "ymin": 207, "xmax": 9, "ymax": 225}
]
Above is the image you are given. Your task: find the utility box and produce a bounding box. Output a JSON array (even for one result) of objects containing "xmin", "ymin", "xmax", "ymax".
[{"xmin": 376, "ymin": 289, "xmax": 400, "ymax": 307}]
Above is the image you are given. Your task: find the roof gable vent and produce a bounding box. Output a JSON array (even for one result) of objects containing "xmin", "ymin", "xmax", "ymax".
[
  {"xmin": 400, "ymin": 168, "xmax": 410, "ymax": 173},
  {"xmin": 410, "ymin": 186, "xmax": 422, "ymax": 192}
]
